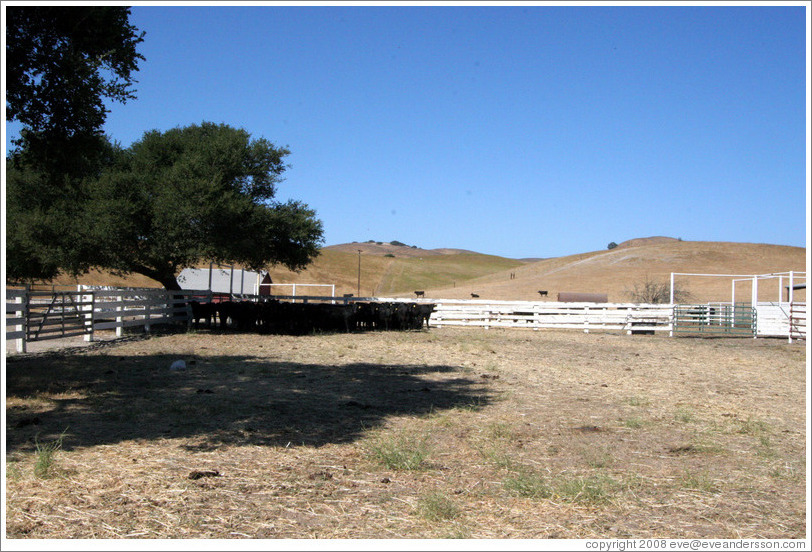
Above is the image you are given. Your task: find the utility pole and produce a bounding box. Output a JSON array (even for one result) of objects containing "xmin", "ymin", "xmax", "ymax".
[{"xmin": 357, "ymin": 250, "xmax": 362, "ymax": 297}]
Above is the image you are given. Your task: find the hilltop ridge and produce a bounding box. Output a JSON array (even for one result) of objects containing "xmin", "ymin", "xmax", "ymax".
[
  {"xmin": 418, "ymin": 240, "xmax": 805, "ymax": 303},
  {"xmin": 615, "ymin": 236, "xmax": 680, "ymax": 249},
  {"xmin": 323, "ymin": 241, "xmax": 480, "ymax": 258}
]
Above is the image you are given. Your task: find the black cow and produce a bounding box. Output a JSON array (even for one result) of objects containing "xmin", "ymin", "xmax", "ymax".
[
  {"xmin": 471, "ymin": 293, "xmax": 480, "ymax": 298},
  {"xmin": 354, "ymin": 302, "xmax": 375, "ymax": 331},
  {"xmin": 537, "ymin": 290, "xmax": 548, "ymax": 297},
  {"xmin": 416, "ymin": 303, "xmax": 436, "ymax": 329},
  {"xmin": 189, "ymin": 301, "xmax": 217, "ymax": 328},
  {"xmin": 373, "ymin": 302, "xmax": 395, "ymax": 331},
  {"xmin": 216, "ymin": 301, "xmax": 258, "ymax": 331},
  {"xmin": 414, "ymin": 291, "xmax": 425, "ymax": 298}
]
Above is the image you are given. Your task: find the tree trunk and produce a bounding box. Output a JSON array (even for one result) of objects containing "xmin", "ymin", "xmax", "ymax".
[
  {"xmin": 126, "ymin": 263, "xmax": 182, "ymax": 292},
  {"xmin": 157, "ymin": 276, "xmax": 182, "ymax": 291}
]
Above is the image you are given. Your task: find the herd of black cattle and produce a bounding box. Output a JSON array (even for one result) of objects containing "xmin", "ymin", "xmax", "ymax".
[{"xmin": 189, "ymin": 300, "xmax": 436, "ymax": 335}]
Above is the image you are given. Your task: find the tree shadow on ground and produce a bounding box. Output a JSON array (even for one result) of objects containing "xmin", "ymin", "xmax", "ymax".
[{"xmin": 5, "ymin": 349, "xmax": 492, "ymax": 453}]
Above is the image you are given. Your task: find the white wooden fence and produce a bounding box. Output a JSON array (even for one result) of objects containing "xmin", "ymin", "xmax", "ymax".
[
  {"xmin": 755, "ymin": 303, "xmax": 797, "ymax": 338},
  {"xmin": 424, "ymin": 299, "xmax": 674, "ymax": 334},
  {"xmin": 6, "ymin": 289, "xmax": 805, "ymax": 353},
  {"xmin": 5, "ymin": 288, "xmax": 206, "ymax": 353},
  {"xmin": 425, "ymin": 299, "xmax": 806, "ymax": 341}
]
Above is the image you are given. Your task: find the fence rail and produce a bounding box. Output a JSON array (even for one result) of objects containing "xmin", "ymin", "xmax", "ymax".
[
  {"xmin": 425, "ymin": 300, "xmax": 674, "ymax": 333},
  {"xmin": 5, "ymin": 288, "xmax": 202, "ymax": 353},
  {"xmin": 6, "ymin": 289, "xmax": 807, "ymax": 353}
]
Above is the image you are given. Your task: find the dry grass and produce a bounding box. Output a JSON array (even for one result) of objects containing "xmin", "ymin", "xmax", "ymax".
[
  {"xmin": 5, "ymin": 326, "xmax": 807, "ymax": 539},
  {"xmin": 423, "ymin": 241, "xmax": 806, "ymax": 302},
  {"xmin": 33, "ymin": 240, "xmax": 806, "ymax": 304}
]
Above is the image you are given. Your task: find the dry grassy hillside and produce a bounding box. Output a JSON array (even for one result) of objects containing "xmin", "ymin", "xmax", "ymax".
[
  {"xmin": 265, "ymin": 249, "xmax": 522, "ymax": 297},
  {"xmin": 416, "ymin": 241, "xmax": 807, "ymax": 303},
  {"xmin": 264, "ymin": 249, "xmax": 393, "ymax": 297},
  {"xmin": 615, "ymin": 236, "xmax": 680, "ymax": 249},
  {"xmin": 29, "ymin": 240, "xmax": 806, "ymax": 304}
]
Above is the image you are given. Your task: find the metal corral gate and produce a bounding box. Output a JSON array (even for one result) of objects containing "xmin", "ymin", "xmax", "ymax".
[
  {"xmin": 672, "ymin": 303, "xmax": 756, "ymax": 337},
  {"xmin": 6, "ymin": 288, "xmax": 197, "ymax": 353},
  {"xmin": 26, "ymin": 291, "xmax": 94, "ymax": 341}
]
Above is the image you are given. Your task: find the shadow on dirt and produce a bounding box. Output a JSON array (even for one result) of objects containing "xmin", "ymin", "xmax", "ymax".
[{"xmin": 6, "ymin": 348, "xmax": 492, "ymax": 453}]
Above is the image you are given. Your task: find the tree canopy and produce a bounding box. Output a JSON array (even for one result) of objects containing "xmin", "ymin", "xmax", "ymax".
[
  {"xmin": 6, "ymin": 6, "xmax": 145, "ymax": 175},
  {"xmin": 5, "ymin": 10, "xmax": 323, "ymax": 290},
  {"xmin": 87, "ymin": 123, "xmax": 324, "ymax": 289},
  {"xmin": 8, "ymin": 123, "xmax": 324, "ymax": 290}
]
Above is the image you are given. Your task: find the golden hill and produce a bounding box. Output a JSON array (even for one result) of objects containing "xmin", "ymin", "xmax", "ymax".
[
  {"xmin": 414, "ymin": 241, "xmax": 807, "ymax": 303},
  {"xmin": 31, "ymin": 239, "xmax": 806, "ymax": 304},
  {"xmin": 264, "ymin": 248, "xmax": 524, "ymax": 297}
]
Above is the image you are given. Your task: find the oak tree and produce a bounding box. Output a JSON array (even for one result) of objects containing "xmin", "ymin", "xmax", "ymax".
[{"xmin": 79, "ymin": 123, "xmax": 324, "ymax": 290}]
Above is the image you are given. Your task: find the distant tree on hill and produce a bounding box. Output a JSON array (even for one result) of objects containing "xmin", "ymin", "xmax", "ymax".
[{"xmin": 608, "ymin": 242, "xmax": 618, "ymax": 250}]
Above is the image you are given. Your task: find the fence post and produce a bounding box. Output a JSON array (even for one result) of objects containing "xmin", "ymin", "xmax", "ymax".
[
  {"xmin": 144, "ymin": 298, "xmax": 151, "ymax": 334},
  {"xmin": 186, "ymin": 293, "xmax": 194, "ymax": 331},
  {"xmin": 84, "ymin": 291, "xmax": 95, "ymax": 342},
  {"xmin": 15, "ymin": 292, "xmax": 28, "ymax": 353},
  {"xmin": 584, "ymin": 306, "xmax": 590, "ymax": 334},
  {"xmin": 116, "ymin": 294, "xmax": 124, "ymax": 337}
]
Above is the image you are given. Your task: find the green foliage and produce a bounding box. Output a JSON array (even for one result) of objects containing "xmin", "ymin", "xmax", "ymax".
[
  {"xmin": 6, "ymin": 6, "xmax": 144, "ymax": 174},
  {"xmin": 84, "ymin": 123, "xmax": 323, "ymax": 289},
  {"xmin": 5, "ymin": 6, "xmax": 144, "ymax": 283},
  {"xmin": 7, "ymin": 123, "xmax": 324, "ymax": 288},
  {"xmin": 6, "ymin": 153, "xmax": 114, "ymax": 281},
  {"xmin": 608, "ymin": 242, "xmax": 618, "ymax": 250}
]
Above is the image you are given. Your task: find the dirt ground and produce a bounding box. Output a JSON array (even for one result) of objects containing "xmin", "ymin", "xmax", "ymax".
[{"xmin": 4, "ymin": 326, "xmax": 808, "ymax": 540}]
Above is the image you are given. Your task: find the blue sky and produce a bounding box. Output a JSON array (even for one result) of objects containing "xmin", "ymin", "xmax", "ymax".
[{"xmin": 5, "ymin": 2, "xmax": 809, "ymax": 259}]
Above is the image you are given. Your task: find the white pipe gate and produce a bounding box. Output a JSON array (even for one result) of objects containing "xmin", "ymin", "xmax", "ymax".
[{"xmin": 669, "ymin": 271, "xmax": 806, "ymax": 341}]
